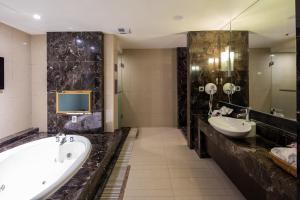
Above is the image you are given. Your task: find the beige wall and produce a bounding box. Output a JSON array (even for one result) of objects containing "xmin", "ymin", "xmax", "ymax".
[
  {"xmin": 122, "ymin": 49, "xmax": 177, "ymax": 127},
  {"xmin": 271, "ymin": 53, "xmax": 296, "ymax": 119},
  {"xmin": 249, "ymin": 48, "xmax": 296, "ymax": 119},
  {"xmin": 249, "ymin": 48, "xmax": 272, "ymax": 113},
  {"xmin": 104, "ymin": 34, "xmax": 120, "ymax": 132},
  {"xmin": 31, "ymin": 35, "xmax": 47, "ymax": 132},
  {"xmin": 0, "ymin": 22, "xmax": 32, "ymax": 139}
]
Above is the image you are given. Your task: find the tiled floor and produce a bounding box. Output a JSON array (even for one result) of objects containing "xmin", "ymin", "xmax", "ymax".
[{"xmin": 123, "ymin": 127, "xmax": 246, "ymax": 200}]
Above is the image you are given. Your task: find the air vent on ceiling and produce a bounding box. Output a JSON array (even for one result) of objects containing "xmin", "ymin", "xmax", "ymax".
[{"xmin": 117, "ymin": 28, "xmax": 131, "ymax": 34}]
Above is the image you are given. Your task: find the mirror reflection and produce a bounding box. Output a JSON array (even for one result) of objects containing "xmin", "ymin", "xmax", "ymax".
[{"xmin": 229, "ymin": 0, "xmax": 296, "ymax": 120}]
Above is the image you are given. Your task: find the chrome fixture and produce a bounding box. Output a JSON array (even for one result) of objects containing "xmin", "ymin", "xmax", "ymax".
[
  {"xmin": 269, "ymin": 54, "xmax": 275, "ymax": 67},
  {"xmin": 56, "ymin": 132, "xmax": 67, "ymax": 163},
  {"xmin": 56, "ymin": 132, "xmax": 67, "ymax": 145},
  {"xmin": 205, "ymin": 83, "xmax": 217, "ymax": 117},
  {"xmin": 237, "ymin": 108, "xmax": 250, "ymax": 122},
  {"xmin": 0, "ymin": 184, "xmax": 5, "ymax": 192}
]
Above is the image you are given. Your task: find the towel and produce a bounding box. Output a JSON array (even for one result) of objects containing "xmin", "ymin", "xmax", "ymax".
[
  {"xmin": 212, "ymin": 106, "xmax": 234, "ymax": 117},
  {"xmin": 271, "ymin": 147, "xmax": 297, "ymax": 168}
]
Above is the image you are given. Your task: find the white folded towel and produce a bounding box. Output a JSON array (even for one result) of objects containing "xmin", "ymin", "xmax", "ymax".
[
  {"xmin": 271, "ymin": 147, "xmax": 297, "ymax": 168},
  {"xmin": 212, "ymin": 106, "xmax": 234, "ymax": 117}
]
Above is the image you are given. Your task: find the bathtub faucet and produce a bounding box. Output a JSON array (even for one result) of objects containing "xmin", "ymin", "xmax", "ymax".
[
  {"xmin": 56, "ymin": 132, "xmax": 67, "ymax": 163},
  {"xmin": 56, "ymin": 132, "xmax": 67, "ymax": 146}
]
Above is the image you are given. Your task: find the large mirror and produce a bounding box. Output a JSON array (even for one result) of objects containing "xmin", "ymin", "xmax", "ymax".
[{"xmin": 228, "ymin": 0, "xmax": 296, "ymax": 120}]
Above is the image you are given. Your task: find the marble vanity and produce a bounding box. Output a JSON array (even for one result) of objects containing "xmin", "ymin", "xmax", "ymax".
[{"xmin": 195, "ymin": 114, "xmax": 297, "ymax": 200}]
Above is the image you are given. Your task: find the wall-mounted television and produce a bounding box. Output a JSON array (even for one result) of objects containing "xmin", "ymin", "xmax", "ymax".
[
  {"xmin": 56, "ymin": 90, "xmax": 92, "ymax": 115},
  {"xmin": 0, "ymin": 57, "xmax": 4, "ymax": 89}
]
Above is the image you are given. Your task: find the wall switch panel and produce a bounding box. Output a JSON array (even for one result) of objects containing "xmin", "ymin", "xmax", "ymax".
[
  {"xmin": 72, "ymin": 116, "xmax": 77, "ymax": 123},
  {"xmin": 199, "ymin": 86, "xmax": 205, "ymax": 92}
]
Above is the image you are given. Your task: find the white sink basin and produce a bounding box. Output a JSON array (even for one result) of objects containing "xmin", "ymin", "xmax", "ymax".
[{"xmin": 208, "ymin": 116, "xmax": 252, "ymax": 138}]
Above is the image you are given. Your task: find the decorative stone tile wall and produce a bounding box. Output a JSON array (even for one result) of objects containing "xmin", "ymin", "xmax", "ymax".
[
  {"xmin": 296, "ymin": 0, "xmax": 300, "ymax": 177},
  {"xmin": 177, "ymin": 47, "xmax": 188, "ymax": 130},
  {"xmin": 47, "ymin": 32, "xmax": 104, "ymax": 134},
  {"xmin": 187, "ymin": 31, "xmax": 249, "ymax": 148}
]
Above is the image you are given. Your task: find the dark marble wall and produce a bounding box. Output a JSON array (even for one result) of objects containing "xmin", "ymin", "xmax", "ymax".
[
  {"xmin": 177, "ymin": 47, "xmax": 188, "ymax": 131},
  {"xmin": 47, "ymin": 32, "xmax": 104, "ymax": 134},
  {"xmin": 296, "ymin": 0, "xmax": 300, "ymax": 178},
  {"xmin": 187, "ymin": 31, "xmax": 249, "ymax": 148}
]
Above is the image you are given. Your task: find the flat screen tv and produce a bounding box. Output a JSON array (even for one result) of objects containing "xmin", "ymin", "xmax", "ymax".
[
  {"xmin": 56, "ymin": 90, "xmax": 92, "ymax": 114},
  {"xmin": 0, "ymin": 57, "xmax": 3, "ymax": 89}
]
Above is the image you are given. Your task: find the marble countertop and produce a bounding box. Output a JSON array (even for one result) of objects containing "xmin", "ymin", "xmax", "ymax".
[{"xmin": 195, "ymin": 114, "xmax": 297, "ymax": 200}]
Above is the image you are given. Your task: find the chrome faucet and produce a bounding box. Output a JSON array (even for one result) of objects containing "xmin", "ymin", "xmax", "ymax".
[
  {"xmin": 56, "ymin": 132, "xmax": 67, "ymax": 163},
  {"xmin": 237, "ymin": 107, "xmax": 250, "ymax": 121},
  {"xmin": 56, "ymin": 132, "xmax": 67, "ymax": 145}
]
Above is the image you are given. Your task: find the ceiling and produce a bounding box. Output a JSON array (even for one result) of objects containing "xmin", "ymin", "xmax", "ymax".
[
  {"xmin": 229, "ymin": 0, "xmax": 296, "ymax": 49},
  {"xmin": 0, "ymin": 0, "xmax": 257, "ymax": 49},
  {"xmin": 0, "ymin": 0, "xmax": 295, "ymax": 49}
]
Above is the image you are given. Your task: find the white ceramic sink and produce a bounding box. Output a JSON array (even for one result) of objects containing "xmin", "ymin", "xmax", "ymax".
[{"xmin": 208, "ymin": 116, "xmax": 252, "ymax": 138}]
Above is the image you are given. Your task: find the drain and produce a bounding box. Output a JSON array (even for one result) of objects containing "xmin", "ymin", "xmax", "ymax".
[
  {"xmin": 42, "ymin": 181, "xmax": 46, "ymax": 185},
  {"xmin": 67, "ymin": 153, "xmax": 72, "ymax": 159},
  {"xmin": 0, "ymin": 184, "xmax": 5, "ymax": 192}
]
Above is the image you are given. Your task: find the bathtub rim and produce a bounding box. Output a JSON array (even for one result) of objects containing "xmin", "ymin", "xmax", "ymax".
[{"xmin": 0, "ymin": 135, "xmax": 92, "ymax": 200}]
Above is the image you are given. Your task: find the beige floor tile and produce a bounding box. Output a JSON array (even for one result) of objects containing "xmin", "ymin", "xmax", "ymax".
[
  {"xmin": 129, "ymin": 168, "xmax": 170, "ymax": 179},
  {"xmin": 124, "ymin": 197, "xmax": 174, "ymax": 200},
  {"xmin": 173, "ymin": 188, "xmax": 234, "ymax": 197},
  {"xmin": 123, "ymin": 127, "xmax": 245, "ymax": 200},
  {"xmin": 130, "ymin": 163, "xmax": 169, "ymax": 169},
  {"xmin": 124, "ymin": 189, "xmax": 174, "ymax": 197},
  {"xmin": 126, "ymin": 177, "xmax": 172, "ymax": 189},
  {"xmin": 171, "ymin": 178, "xmax": 226, "ymax": 189},
  {"xmin": 175, "ymin": 196, "xmax": 245, "ymax": 200},
  {"xmin": 169, "ymin": 168, "xmax": 216, "ymax": 178},
  {"xmin": 175, "ymin": 197, "xmax": 206, "ymax": 200},
  {"xmin": 167, "ymin": 160, "xmax": 211, "ymax": 169}
]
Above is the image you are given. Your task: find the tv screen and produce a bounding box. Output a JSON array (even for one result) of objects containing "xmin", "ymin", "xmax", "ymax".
[
  {"xmin": 0, "ymin": 57, "xmax": 3, "ymax": 89},
  {"xmin": 56, "ymin": 91, "xmax": 92, "ymax": 114}
]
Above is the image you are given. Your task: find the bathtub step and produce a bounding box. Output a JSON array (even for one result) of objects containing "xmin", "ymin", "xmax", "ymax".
[{"xmin": 97, "ymin": 128, "xmax": 137, "ymax": 200}]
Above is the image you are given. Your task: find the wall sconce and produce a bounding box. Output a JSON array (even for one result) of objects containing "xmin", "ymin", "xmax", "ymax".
[
  {"xmin": 208, "ymin": 58, "xmax": 219, "ymax": 65},
  {"xmin": 221, "ymin": 46, "xmax": 234, "ymax": 72},
  {"xmin": 191, "ymin": 65, "xmax": 200, "ymax": 72}
]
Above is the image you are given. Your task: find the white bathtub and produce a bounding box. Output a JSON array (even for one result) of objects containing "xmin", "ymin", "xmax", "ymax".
[{"xmin": 0, "ymin": 135, "xmax": 92, "ymax": 200}]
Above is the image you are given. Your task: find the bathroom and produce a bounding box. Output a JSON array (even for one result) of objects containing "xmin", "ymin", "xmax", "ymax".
[{"xmin": 0, "ymin": 0, "xmax": 298, "ymax": 199}]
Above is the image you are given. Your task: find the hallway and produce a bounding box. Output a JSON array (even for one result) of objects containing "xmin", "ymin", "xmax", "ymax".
[{"xmin": 123, "ymin": 127, "xmax": 245, "ymax": 200}]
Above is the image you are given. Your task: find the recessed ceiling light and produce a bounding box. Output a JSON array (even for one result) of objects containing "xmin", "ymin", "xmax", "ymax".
[
  {"xmin": 173, "ymin": 15, "xmax": 184, "ymax": 21},
  {"xmin": 33, "ymin": 14, "xmax": 41, "ymax": 20}
]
